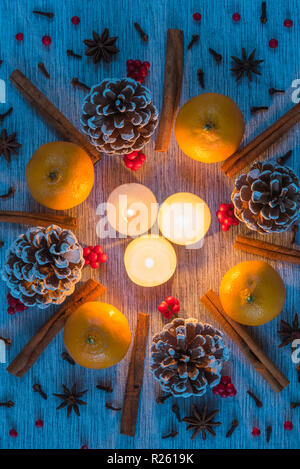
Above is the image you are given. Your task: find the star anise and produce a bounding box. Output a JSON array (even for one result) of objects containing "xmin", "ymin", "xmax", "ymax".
[
  {"xmin": 83, "ymin": 29, "xmax": 119, "ymax": 64},
  {"xmin": 231, "ymin": 48, "xmax": 264, "ymax": 81},
  {"xmin": 0, "ymin": 129, "xmax": 22, "ymax": 163},
  {"xmin": 53, "ymin": 384, "xmax": 87, "ymax": 418},
  {"xmin": 183, "ymin": 405, "xmax": 221, "ymax": 440},
  {"xmin": 278, "ymin": 314, "xmax": 300, "ymax": 349}
]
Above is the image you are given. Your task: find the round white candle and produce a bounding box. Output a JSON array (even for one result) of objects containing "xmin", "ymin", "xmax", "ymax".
[
  {"xmin": 107, "ymin": 183, "xmax": 158, "ymax": 237},
  {"xmin": 158, "ymin": 192, "xmax": 211, "ymax": 245},
  {"xmin": 124, "ymin": 235, "xmax": 177, "ymax": 287}
]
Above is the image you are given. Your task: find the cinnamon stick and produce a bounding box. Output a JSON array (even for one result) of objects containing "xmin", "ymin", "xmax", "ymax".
[
  {"xmin": 200, "ymin": 290, "xmax": 289, "ymax": 393},
  {"xmin": 0, "ymin": 211, "xmax": 77, "ymax": 231},
  {"xmin": 9, "ymin": 70, "xmax": 101, "ymax": 165},
  {"xmin": 155, "ymin": 29, "xmax": 184, "ymax": 152},
  {"xmin": 234, "ymin": 235, "xmax": 300, "ymax": 265},
  {"xmin": 221, "ymin": 101, "xmax": 300, "ymax": 177},
  {"xmin": 7, "ymin": 279, "xmax": 106, "ymax": 377},
  {"xmin": 120, "ymin": 313, "xmax": 149, "ymax": 437}
]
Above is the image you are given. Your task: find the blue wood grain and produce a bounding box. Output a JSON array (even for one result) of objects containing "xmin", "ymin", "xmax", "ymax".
[{"xmin": 0, "ymin": 0, "xmax": 299, "ymax": 449}]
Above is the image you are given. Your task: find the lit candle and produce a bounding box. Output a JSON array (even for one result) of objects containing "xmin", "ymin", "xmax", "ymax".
[
  {"xmin": 124, "ymin": 235, "xmax": 177, "ymax": 287},
  {"xmin": 107, "ymin": 183, "xmax": 158, "ymax": 237},
  {"xmin": 158, "ymin": 192, "xmax": 211, "ymax": 245}
]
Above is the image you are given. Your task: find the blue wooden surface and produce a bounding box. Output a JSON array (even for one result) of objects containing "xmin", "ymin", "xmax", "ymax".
[{"xmin": 0, "ymin": 0, "xmax": 299, "ymax": 450}]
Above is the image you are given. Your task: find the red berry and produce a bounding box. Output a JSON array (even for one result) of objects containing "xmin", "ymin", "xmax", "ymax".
[
  {"xmin": 92, "ymin": 245, "xmax": 103, "ymax": 255},
  {"xmin": 225, "ymin": 217, "xmax": 234, "ymax": 226},
  {"xmin": 7, "ymin": 293, "xmax": 18, "ymax": 307},
  {"xmin": 81, "ymin": 445, "xmax": 89, "ymax": 450},
  {"xmin": 15, "ymin": 303, "xmax": 25, "ymax": 313},
  {"xmin": 221, "ymin": 376, "xmax": 231, "ymax": 385},
  {"xmin": 16, "ymin": 33, "xmax": 24, "ymax": 42},
  {"xmin": 126, "ymin": 59, "xmax": 134, "ymax": 66},
  {"xmin": 83, "ymin": 247, "xmax": 92, "ymax": 258},
  {"xmin": 9, "ymin": 429, "xmax": 18, "ymax": 438},
  {"xmin": 284, "ymin": 19, "xmax": 293, "ymax": 28},
  {"xmin": 90, "ymin": 261, "xmax": 100, "ymax": 269},
  {"xmin": 71, "ymin": 16, "xmax": 80, "ymax": 25},
  {"xmin": 284, "ymin": 421, "xmax": 293, "ymax": 431},
  {"xmin": 42, "ymin": 35, "xmax": 52, "ymax": 46},
  {"xmin": 165, "ymin": 296, "xmax": 176, "ymax": 306},
  {"xmin": 232, "ymin": 12, "xmax": 241, "ymax": 22},
  {"xmin": 193, "ymin": 12, "xmax": 201, "ymax": 21},
  {"xmin": 251, "ymin": 427, "xmax": 261, "ymax": 437},
  {"xmin": 143, "ymin": 61, "xmax": 150, "ymax": 69},
  {"xmin": 217, "ymin": 211, "xmax": 226, "ymax": 223},
  {"xmin": 219, "ymin": 203, "xmax": 230, "ymax": 212},
  {"xmin": 212, "ymin": 387, "xmax": 220, "ymax": 396},
  {"xmin": 134, "ymin": 60, "xmax": 142, "ymax": 68},
  {"xmin": 84, "ymin": 259, "xmax": 90, "ymax": 266},
  {"xmin": 163, "ymin": 310, "xmax": 173, "ymax": 320},
  {"xmin": 269, "ymin": 38, "xmax": 278, "ymax": 49},
  {"xmin": 139, "ymin": 153, "xmax": 146, "ymax": 162},
  {"xmin": 88, "ymin": 252, "xmax": 98, "ymax": 263},
  {"xmin": 227, "ymin": 210, "xmax": 234, "ymax": 217},
  {"xmin": 7, "ymin": 306, "xmax": 15, "ymax": 315},
  {"xmin": 158, "ymin": 302, "xmax": 169, "ymax": 314},
  {"xmin": 221, "ymin": 223, "xmax": 229, "ymax": 232},
  {"xmin": 171, "ymin": 304, "xmax": 180, "ymax": 314},
  {"xmin": 35, "ymin": 419, "xmax": 44, "ymax": 428},
  {"xmin": 98, "ymin": 253, "xmax": 108, "ymax": 263},
  {"xmin": 231, "ymin": 218, "xmax": 239, "ymax": 226}
]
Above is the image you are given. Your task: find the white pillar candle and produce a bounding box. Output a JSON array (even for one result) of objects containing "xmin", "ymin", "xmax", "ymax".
[
  {"xmin": 107, "ymin": 183, "xmax": 158, "ymax": 237},
  {"xmin": 124, "ymin": 235, "xmax": 177, "ymax": 287},
  {"xmin": 158, "ymin": 192, "xmax": 211, "ymax": 245}
]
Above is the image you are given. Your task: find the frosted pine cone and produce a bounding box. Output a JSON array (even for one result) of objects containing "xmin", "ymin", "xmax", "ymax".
[
  {"xmin": 232, "ymin": 161, "xmax": 300, "ymax": 233},
  {"xmin": 2, "ymin": 225, "xmax": 84, "ymax": 309},
  {"xmin": 80, "ymin": 78, "xmax": 158, "ymax": 155},
  {"xmin": 150, "ymin": 318, "xmax": 229, "ymax": 398}
]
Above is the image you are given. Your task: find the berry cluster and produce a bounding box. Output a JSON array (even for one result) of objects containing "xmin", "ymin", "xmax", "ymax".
[
  {"xmin": 123, "ymin": 151, "xmax": 146, "ymax": 171},
  {"xmin": 213, "ymin": 375, "xmax": 237, "ymax": 397},
  {"xmin": 126, "ymin": 60, "xmax": 150, "ymax": 83},
  {"xmin": 7, "ymin": 293, "xmax": 28, "ymax": 315},
  {"xmin": 158, "ymin": 296, "xmax": 180, "ymax": 319},
  {"xmin": 83, "ymin": 245, "xmax": 108, "ymax": 269},
  {"xmin": 216, "ymin": 202, "xmax": 239, "ymax": 231}
]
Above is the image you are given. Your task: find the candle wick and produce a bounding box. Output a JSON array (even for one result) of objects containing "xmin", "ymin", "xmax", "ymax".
[{"xmin": 145, "ymin": 257, "xmax": 155, "ymax": 269}]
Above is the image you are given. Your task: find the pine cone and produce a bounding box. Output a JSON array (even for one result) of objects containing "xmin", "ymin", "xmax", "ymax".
[
  {"xmin": 150, "ymin": 318, "xmax": 229, "ymax": 398},
  {"xmin": 80, "ymin": 78, "xmax": 158, "ymax": 155},
  {"xmin": 232, "ymin": 161, "xmax": 300, "ymax": 233},
  {"xmin": 2, "ymin": 225, "xmax": 84, "ymax": 309}
]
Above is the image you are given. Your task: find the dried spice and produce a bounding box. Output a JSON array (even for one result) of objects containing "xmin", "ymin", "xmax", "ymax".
[
  {"xmin": 183, "ymin": 405, "xmax": 221, "ymax": 440},
  {"xmin": 0, "ymin": 107, "xmax": 13, "ymax": 124},
  {"xmin": 32, "ymin": 383, "xmax": 47, "ymax": 400},
  {"xmin": 0, "ymin": 400, "xmax": 14, "ymax": 408},
  {"xmin": 296, "ymin": 365, "xmax": 300, "ymax": 383},
  {"xmin": 172, "ymin": 404, "xmax": 181, "ymax": 422},
  {"xmin": 0, "ymin": 241, "xmax": 3, "ymax": 248},
  {"xmin": 197, "ymin": 69, "xmax": 205, "ymax": 88},
  {"xmin": 269, "ymin": 88, "xmax": 285, "ymax": 96},
  {"xmin": 260, "ymin": 2, "xmax": 267, "ymax": 24},
  {"xmin": 291, "ymin": 224, "xmax": 298, "ymax": 244},
  {"xmin": 231, "ymin": 48, "xmax": 264, "ymax": 82},
  {"xmin": 162, "ymin": 430, "xmax": 178, "ymax": 439},
  {"xmin": 290, "ymin": 402, "xmax": 300, "ymax": 409},
  {"xmin": 266, "ymin": 425, "xmax": 272, "ymax": 443},
  {"xmin": 67, "ymin": 50, "xmax": 82, "ymax": 59},
  {"xmin": 33, "ymin": 10, "xmax": 54, "ymax": 19},
  {"xmin": 247, "ymin": 390, "xmax": 263, "ymax": 408},
  {"xmin": 0, "ymin": 336, "xmax": 12, "ymax": 346},
  {"xmin": 106, "ymin": 402, "xmax": 121, "ymax": 411},
  {"xmin": 71, "ymin": 78, "xmax": 91, "ymax": 92},
  {"xmin": 187, "ymin": 34, "xmax": 199, "ymax": 50},
  {"xmin": 156, "ymin": 393, "xmax": 172, "ymax": 404},
  {"xmin": 209, "ymin": 48, "xmax": 222, "ymax": 64},
  {"xmin": 278, "ymin": 314, "xmax": 300, "ymax": 349},
  {"xmin": 134, "ymin": 23, "xmax": 148, "ymax": 42},
  {"xmin": 53, "ymin": 384, "xmax": 87, "ymax": 418},
  {"xmin": 61, "ymin": 351, "xmax": 75, "ymax": 366},
  {"xmin": 38, "ymin": 62, "xmax": 50, "ymax": 78},
  {"xmin": 0, "ymin": 187, "xmax": 15, "ymax": 200},
  {"xmin": 251, "ymin": 106, "xmax": 268, "ymax": 114},
  {"xmin": 0, "ymin": 129, "xmax": 22, "ymax": 163},
  {"xmin": 277, "ymin": 149, "xmax": 292, "ymax": 165},
  {"xmin": 83, "ymin": 29, "xmax": 119, "ymax": 63},
  {"xmin": 226, "ymin": 419, "xmax": 239, "ymax": 438},
  {"xmin": 96, "ymin": 384, "xmax": 113, "ymax": 393}
]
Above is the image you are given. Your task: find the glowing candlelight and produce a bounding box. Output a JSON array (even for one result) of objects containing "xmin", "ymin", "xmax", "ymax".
[
  {"xmin": 158, "ymin": 192, "xmax": 211, "ymax": 245},
  {"xmin": 124, "ymin": 235, "xmax": 177, "ymax": 287},
  {"xmin": 107, "ymin": 183, "xmax": 158, "ymax": 237}
]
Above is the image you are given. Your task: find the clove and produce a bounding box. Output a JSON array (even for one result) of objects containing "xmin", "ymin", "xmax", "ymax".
[
  {"xmin": 269, "ymin": 87, "xmax": 285, "ymax": 96},
  {"xmin": 162, "ymin": 430, "xmax": 178, "ymax": 439},
  {"xmin": 38, "ymin": 62, "xmax": 50, "ymax": 79},
  {"xmin": 61, "ymin": 351, "xmax": 75, "ymax": 366},
  {"xmin": 247, "ymin": 390, "xmax": 263, "ymax": 408},
  {"xmin": 0, "ymin": 400, "xmax": 15, "ymax": 408},
  {"xmin": 71, "ymin": 78, "xmax": 91, "ymax": 92},
  {"xmin": 171, "ymin": 404, "xmax": 181, "ymax": 422},
  {"xmin": 291, "ymin": 224, "xmax": 298, "ymax": 244},
  {"xmin": 187, "ymin": 34, "xmax": 199, "ymax": 50},
  {"xmin": 226, "ymin": 419, "xmax": 239, "ymax": 438},
  {"xmin": 0, "ymin": 187, "xmax": 15, "ymax": 200},
  {"xmin": 290, "ymin": 402, "xmax": 300, "ymax": 409},
  {"xmin": 266, "ymin": 425, "xmax": 272, "ymax": 443},
  {"xmin": 251, "ymin": 106, "xmax": 269, "ymax": 114},
  {"xmin": 260, "ymin": 2, "xmax": 267, "ymax": 24},
  {"xmin": 277, "ymin": 149, "xmax": 292, "ymax": 165},
  {"xmin": 105, "ymin": 402, "xmax": 121, "ymax": 411},
  {"xmin": 96, "ymin": 383, "xmax": 113, "ymax": 393},
  {"xmin": 0, "ymin": 107, "xmax": 13, "ymax": 124},
  {"xmin": 156, "ymin": 393, "xmax": 172, "ymax": 404},
  {"xmin": 134, "ymin": 22, "xmax": 148, "ymax": 43},
  {"xmin": 33, "ymin": 10, "xmax": 54, "ymax": 19},
  {"xmin": 0, "ymin": 336, "xmax": 12, "ymax": 346},
  {"xmin": 197, "ymin": 69, "xmax": 205, "ymax": 89},
  {"xmin": 209, "ymin": 48, "xmax": 222, "ymax": 64},
  {"xmin": 32, "ymin": 383, "xmax": 47, "ymax": 400},
  {"xmin": 67, "ymin": 49, "xmax": 82, "ymax": 59},
  {"xmin": 296, "ymin": 365, "xmax": 300, "ymax": 383},
  {"xmin": 0, "ymin": 241, "xmax": 3, "ymax": 248}
]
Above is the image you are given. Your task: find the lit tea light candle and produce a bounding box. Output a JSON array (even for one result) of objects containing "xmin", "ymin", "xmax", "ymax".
[
  {"xmin": 107, "ymin": 183, "xmax": 158, "ymax": 237},
  {"xmin": 158, "ymin": 192, "xmax": 211, "ymax": 245},
  {"xmin": 124, "ymin": 235, "xmax": 177, "ymax": 287}
]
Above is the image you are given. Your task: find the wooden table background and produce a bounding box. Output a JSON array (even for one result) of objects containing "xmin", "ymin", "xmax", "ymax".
[{"xmin": 0, "ymin": 0, "xmax": 299, "ymax": 450}]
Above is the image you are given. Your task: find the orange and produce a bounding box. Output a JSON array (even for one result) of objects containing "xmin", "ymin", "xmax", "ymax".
[
  {"xmin": 63, "ymin": 302, "xmax": 131, "ymax": 369},
  {"xmin": 219, "ymin": 261, "xmax": 285, "ymax": 326},
  {"xmin": 26, "ymin": 141, "xmax": 94, "ymax": 210},
  {"xmin": 174, "ymin": 93, "xmax": 245, "ymax": 163}
]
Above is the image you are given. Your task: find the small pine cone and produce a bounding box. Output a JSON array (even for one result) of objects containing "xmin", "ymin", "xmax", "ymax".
[
  {"xmin": 150, "ymin": 318, "xmax": 230, "ymax": 398},
  {"xmin": 232, "ymin": 161, "xmax": 300, "ymax": 234},
  {"xmin": 2, "ymin": 225, "xmax": 84, "ymax": 309},
  {"xmin": 80, "ymin": 77, "xmax": 158, "ymax": 155}
]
